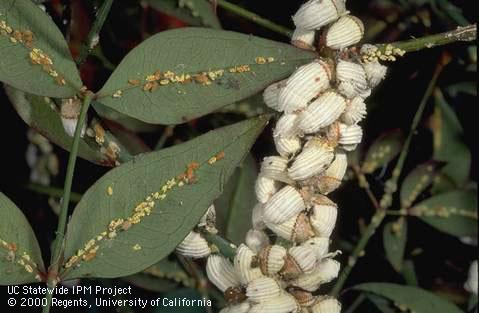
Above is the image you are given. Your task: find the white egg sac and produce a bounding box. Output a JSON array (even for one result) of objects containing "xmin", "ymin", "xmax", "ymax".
[
  {"xmin": 263, "ymin": 80, "xmax": 287, "ymax": 112},
  {"xmin": 297, "ymin": 91, "xmax": 347, "ymax": 134},
  {"xmin": 259, "ymin": 156, "xmax": 290, "ymax": 183},
  {"xmin": 336, "ymin": 59, "xmax": 369, "ymax": 99},
  {"xmin": 363, "ymin": 61, "xmax": 388, "ymax": 88},
  {"xmin": 263, "ymin": 185, "xmax": 306, "ymax": 224},
  {"xmin": 316, "ymin": 151, "xmax": 348, "ymax": 194},
  {"xmin": 303, "ymin": 237, "xmax": 330, "ymax": 260},
  {"xmin": 311, "ymin": 297, "xmax": 342, "ymax": 313},
  {"xmin": 293, "ymin": 0, "xmax": 347, "ymax": 30},
  {"xmin": 175, "ymin": 231, "xmax": 211, "ymax": 259},
  {"xmin": 338, "ymin": 123, "xmax": 363, "ymax": 151},
  {"xmin": 274, "ymin": 135, "xmax": 302, "ymax": 158},
  {"xmin": 246, "ymin": 277, "xmax": 282, "ymax": 303},
  {"xmin": 291, "ymin": 27, "xmax": 316, "ymax": 50},
  {"xmin": 326, "ymin": 15, "xmax": 365, "ymax": 50},
  {"xmin": 234, "ymin": 244, "xmax": 264, "ymax": 285},
  {"xmin": 249, "ymin": 292, "xmax": 299, "ymax": 313},
  {"xmin": 265, "ymin": 212, "xmax": 315, "ymax": 243},
  {"xmin": 252, "ymin": 203, "xmax": 266, "ymax": 230},
  {"xmin": 259, "ymin": 245, "xmax": 287, "ymax": 276},
  {"xmin": 206, "ymin": 255, "xmax": 239, "ymax": 292},
  {"xmin": 273, "ymin": 113, "xmax": 302, "ymax": 138},
  {"xmin": 255, "ymin": 175, "xmax": 280, "ymax": 204},
  {"xmin": 310, "ymin": 196, "xmax": 338, "ymax": 237},
  {"xmin": 288, "ymin": 139, "xmax": 335, "ymax": 181},
  {"xmin": 246, "ymin": 229, "xmax": 270, "ymax": 253},
  {"xmin": 278, "ymin": 60, "xmax": 333, "ymax": 113},
  {"xmin": 341, "ymin": 96, "xmax": 367, "ymax": 125},
  {"xmin": 290, "ymin": 258, "xmax": 341, "ymax": 291}
]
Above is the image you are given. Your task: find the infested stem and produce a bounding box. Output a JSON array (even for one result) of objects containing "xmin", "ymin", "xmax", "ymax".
[
  {"xmin": 352, "ymin": 165, "xmax": 380, "ymax": 211},
  {"xmin": 379, "ymin": 53, "xmax": 449, "ymax": 209},
  {"xmin": 376, "ymin": 24, "xmax": 476, "ymax": 53},
  {"xmin": 331, "ymin": 56, "xmax": 448, "ymax": 296},
  {"xmin": 331, "ymin": 210, "xmax": 386, "ymax": 296},
  {"xmin": 76, "ymin": 0, "xmax": 114, "ymax": 65},
  {"xmin": 216, "ymin": 0, "xmax": 293, "ymax": 37},
  {"xmin": 44, "ymin": 92, "xmax": 93, "ymax": 312}
]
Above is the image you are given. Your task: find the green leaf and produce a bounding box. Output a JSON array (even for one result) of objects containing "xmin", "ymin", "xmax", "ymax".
[
  {"xmin": 401, "ymin": 259, "xmax": 418, "ymax": 286},
  {"xmin": 383, "ymin": 218, "xmax": 407, "ymax": 272},
  {"xmin": 0, "ymin": 0, "xmax": 82, "ymax": 97},
  {"xmin": 5, "ymin": 85, "xmax": 106, "ymax": 165},
  {"xmin": 367, "ymin": 294, "xmax": 397, "ymax": 313},
  {"xmin": 97, "ymin": 27, "xmax": 315, "ymax": 124},
  {"xmin": 0, "ymin": 192, "xmax": 45, "ymax": 285},
  {"xmin": 93, "ymin": 101, "xmax": 161, "ymax": 133},
  {"xmin": 122, "ymin": 257, "xmax": 193, "ymax": 292},
  {"xmin": 61, "ymin": 116, "xmax": 268, "ymax": 279},
  {"xmin": 215, "ymin": 154, "xmax": 257, "ymax": 244},
  {"xmin": 362, "ymin": 129, "xmax": 403, "ymax": 174},
  {"xmin": 410, "ymin": 190, "xmax": 477, "ymax": 238},
  {"xmin": 147, "ymin": 0, "xmax": 221, "ymax": 29},
  {"xmin": 354, "ymin": 283, "xmax": 464, "ymax": 313},
  {"xmin": 430, "ymin": 90, "xmax": 471, "ymax": 187},
  {"xmin": 400, "ymin": 161, "xmax": 443, "ymax": 208},
  {"xmin": 446, "ymin": 82, "xmax": 477, "ymax": 97}
]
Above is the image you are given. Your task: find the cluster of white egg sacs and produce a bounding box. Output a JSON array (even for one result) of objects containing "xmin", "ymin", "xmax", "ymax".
[{"xmin": 174, "ymin": 1, "xmax": 389, "ymax": 312}]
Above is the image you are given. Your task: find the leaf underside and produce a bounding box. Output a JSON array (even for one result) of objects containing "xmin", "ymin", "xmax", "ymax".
[{"xmin": 62, "ymin": 116, "xmax": 268, "ymax": 279}]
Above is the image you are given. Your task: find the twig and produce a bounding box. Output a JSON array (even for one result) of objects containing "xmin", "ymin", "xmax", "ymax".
[
  {"xmin": 352, "ymin": 165, "xmax": 380, "ymax": 211},
  {"xmin": 331, "ymin": 55, "xmax": 448, "ymax": 296},
  {"xmin": 376, "ymin": 24, "xmax": 476, "ymax": 53},
  {"xmin": 200, "ymin": 230, "xmax": 237, "ymax": 259},
  {"xmin": 44, "ymin": 92, "xmax": 93, "ymax": 312},
  {"xmin": 26, "ymin": 183, "xmax": 82, "ymax": 203},
  {"xmin": 76, "ymin": 0, "xmax": 114, "ymax": 65},
  {"xmin": 216, "ymin": 0, "xmax": 293, "ymax": 37}
]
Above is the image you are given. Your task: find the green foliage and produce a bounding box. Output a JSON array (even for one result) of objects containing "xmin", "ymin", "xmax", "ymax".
[
  {"xmin": 400, "ymin": 161, "xmax": 443, "ymax": 209},
  {"xmin": 215, "ymin": 154, "xmax": 257, "ymax": 244},
  {"xmin": 0, "ymin": 193, "xmax": 44, "ymax": 285},
  {"xmin": 97, "ymin": 28, "xmax": 315, "ymax": 124},
  {"xmin": 362, "ymin": 129, "xmax": 403, "ymax": 174},
  {"xmin": 355, "ymin": 283, "xmax": 464, "ymax": 313},
  {"xmin": 0, "ymin": 0, "xmax": 82, "ymax": 97},
  {"xmin": 430, "ymin": 90, "xmax": 471, "ymax": 189},
  {"xmin": 383, "ymin": 218, "xmax": 408, "ymax": 272},
  {"xmin": 410, "ymin": 190, "xmax": 477, "ymax": 238},
  {"xmin": 147, "ymin": 0, "xmax": 221, "ymax": 29},
  {"xmin": 61, "ymin": 117, "xmax": 268, "ymax": 279},
  {"xmin": 5, "ymin": 86, "xmax": 105, "ymax": 165}
]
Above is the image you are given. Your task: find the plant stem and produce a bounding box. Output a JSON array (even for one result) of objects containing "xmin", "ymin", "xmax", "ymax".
[
  {"xmin": 41, "ymin": 292, "xmax": 53, "ymax": 313},
  {"xmin": 200, "ymin": 230, "xmax": 237, "ymax": 259},
  {"xmin": 76, "ymin": 0, "xmax": 114, "ymax": 65},
  {"xmin": 43, "ymin": 93, "xmax": 92, "ymax": 313},
  {"xmin": 50, "ymin": 93, "xmax": 93, "ymax": 268},
  {"xmin": 377, "ymin": 24, "xmax": 476, "ymax": 53},
  {"xmin": 26, "ymin": 183, "xmax": 82, "ymax": 203},
  {"xmin": 331, "ymin": 210, "xmax": 386, "ymax": 296},
  {"xmin": 331, "ymin": 56, "xmax": 448, "ymax": 296},
  {"xmin": 352, "ymin": 165, "xmax": 380, "ymax": 211},
  {"xmin": 379, "ymin": 54, "xmax": 449, "ymax": 209},
  {"xmin": 216, "ymin": 0, "xmax": 293, "ymax": 37}
]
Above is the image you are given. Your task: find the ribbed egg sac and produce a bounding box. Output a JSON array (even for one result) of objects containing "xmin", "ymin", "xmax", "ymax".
[
  {"xmin": 202, "ymin": 1, "xmax": 387, "ymax": 311},
  {"xmin": 293, "ymin": 0, "xmax": 347, "ymax": 30},
  {"xmin": 278, "ymin": 60, "xmax": 332, "ymax": 113}
]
